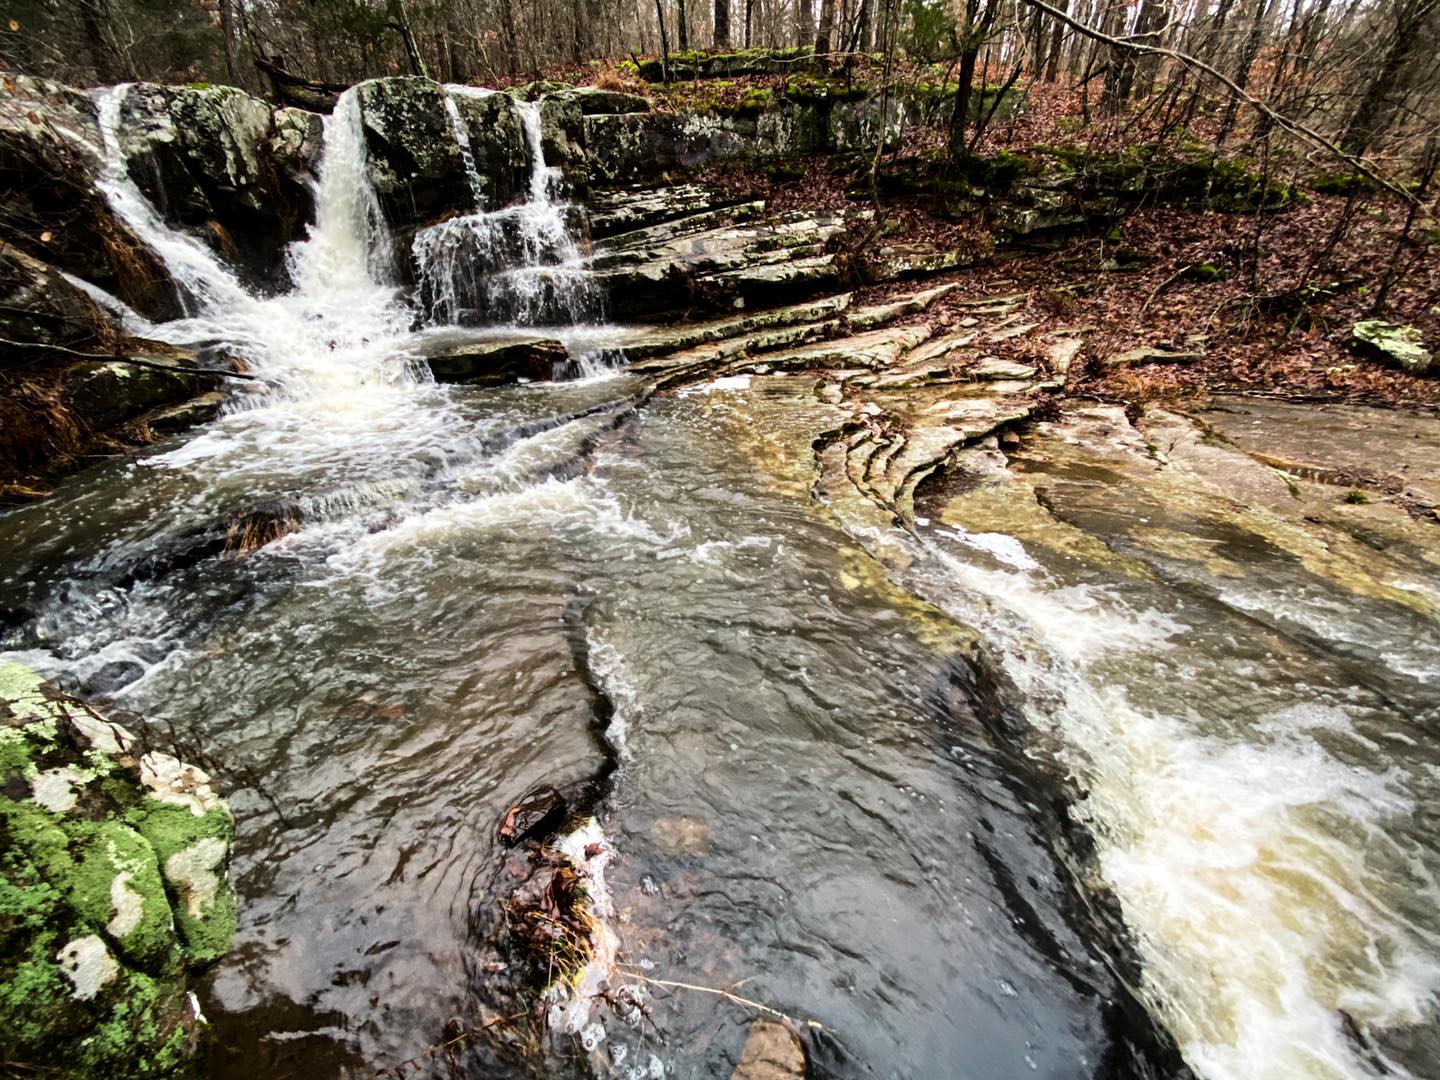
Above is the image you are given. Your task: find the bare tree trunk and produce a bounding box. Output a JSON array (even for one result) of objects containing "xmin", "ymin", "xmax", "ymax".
[
  {"xmin": 385, "ymin": 0, "xmax": 428, "ymax": 77},
  {"xmin": 1340, "ymin": 0, "xmax": 1437, "ymax": 156},
  {"xmin": 75, "ymin": 0, "xmax": 127, "ymax": 83},
  {"xmin": 218, "ymin": 0, "xmax": 238, "ymax": 83},
  {"xmin": 655, "ymin": 0, "xmax": 673, "ymax": 79},
  {"xmin": 1217, "ymin": 0, "xmax": 1272, "ymax": 140},
  {"xmin": 1044, "ymin": 0, "xmax": 1067, "ymax": 79},
  {"xmin": 571, "ymin": 0, "xmax": 588, "ymax": 62},
  {"xmin": 498, "ymin": 0, "xmax": 519, "ymax": 72},
  {"xmin": 1131, "ymin": 0, "xmax": 1167, "ymax": 96},
  {"xmin": 948, "ymin": 0, "xmax": 999, "ymax": 159},
  {"xmin": 816, "ymin": 0, "xmax": 836, "ymax": 62},
  {"xmin": 677, "ymin": 0, "xmax": 690, "ymax": 49},
  {"xmin": 715, "ymin": 0, "xmax": 732, "ymax": 45},
  {"xmin": 746, "ymin": 0, "xmax": 755, "ymax": 45},
  {"xmin": 856, "ymin": 0, "xmax": 872, "ymax": 49},
  {"xmin": 797, "ymin": 0, "xmax": 814, "ymax": 46}
]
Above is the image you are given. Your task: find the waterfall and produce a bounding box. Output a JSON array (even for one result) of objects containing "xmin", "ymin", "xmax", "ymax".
[
  {"xmin": 90, "ymin": 83, "xmax": 412, "ymax": 397},
  {"xmin": 441, "ymin": 92, "xmax": 485, "ymax": 206},
  {"xmin": 411, "ymin": 94, "xmax": 600, "ymax": 329},
  {"xmin": 94, "ymin": 84, "xmax": 249, "ymax": 315},
  {"xmin": 90, "ymin": 80, "xmax": 607, "ymax": 396},
  {"xmin": 288, "ymin": 87, "xmax": 395, "ymax": 295}
]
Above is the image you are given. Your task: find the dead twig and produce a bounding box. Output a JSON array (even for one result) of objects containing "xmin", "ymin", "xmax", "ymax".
[{"xmin": 618, "ymin": 967, "xmax": 828, "ymax": 1032}]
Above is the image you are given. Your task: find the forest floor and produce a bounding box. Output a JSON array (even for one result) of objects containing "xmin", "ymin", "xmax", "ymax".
[{"xmin": 544, "ymin": 63, "xmax": 1440, "ymax": 412}]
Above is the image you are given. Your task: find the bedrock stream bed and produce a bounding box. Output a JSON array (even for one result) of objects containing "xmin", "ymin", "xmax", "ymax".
[{"xmin": 1, "ymin": 79, "xmax": 1438, "ymax": 1080}]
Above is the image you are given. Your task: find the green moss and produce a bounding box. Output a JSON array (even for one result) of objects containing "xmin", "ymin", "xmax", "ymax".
[
  {"xmin": 948, "ymin": 150, "xmax": 1038, "ymax": 194},
  {"xmin": 1308, "ymin": 169, "xmax": 1376, "ymax": 197},
  {"xmin": 1185, "ymin": 262, "xmax": 1228, "ymax": 282},
  {"xmin": 68, "ymin": 820, "xmax": 178, "ymax": 972},
  {"xmin": 782, "ymin": 75, "xmax": 870, "ymax": 103},
  {"xmin": 133, "ymin": 803, "xmax": 236, "ymax": 965},
  {"xmin": 0, "ymin": 661, "xmax": 232, "ymax": 1075}
]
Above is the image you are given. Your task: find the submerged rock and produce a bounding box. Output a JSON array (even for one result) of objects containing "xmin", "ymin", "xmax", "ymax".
[
  {"xmin": 732, "ymin": 1020, "xmax": 807, "ymax": 1079},
  {"xmin": 0, "ymin": 661, "xmax": 237, "ymax": 1077},
  {"xmin": 424, "ymin": 336, "xmax": 568, "ymax": 385},
  {"xmin": 1352, "ymin": 320, "xmax": 1434, "ymax": 376},
  {"xmin": 499, "ymin": 784, "xmax": 568, "ymax": 846}
]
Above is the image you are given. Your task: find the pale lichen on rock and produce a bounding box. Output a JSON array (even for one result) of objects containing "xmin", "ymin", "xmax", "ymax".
[{"xmin": 0, "ymin": 660, "xmax": 236, "ymax": 1077}]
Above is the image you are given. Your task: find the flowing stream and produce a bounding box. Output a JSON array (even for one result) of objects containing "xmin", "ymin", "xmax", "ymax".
[{"xmin": 1, "ymin": 82, "xmax": 1437, "ymax": 1080}]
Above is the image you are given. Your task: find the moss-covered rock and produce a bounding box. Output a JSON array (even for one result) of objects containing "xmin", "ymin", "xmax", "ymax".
[
  {"xmin": 116, "ymin": 83, "xmax": 313, "ymax": 290},
  {"xmin": 0, "ymin": 661, "xmax": 236, "ymax": 1078},
  {"xmin": 1352, "ymin": 321, "xmax": 1434, "ymax": 375}
]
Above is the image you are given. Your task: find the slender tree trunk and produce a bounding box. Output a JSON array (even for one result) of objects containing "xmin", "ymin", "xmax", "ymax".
[
  {"xmin": 745, "ymin": 0, "xmax": 755, "ymax": 45},
  {"xmin": 948, "ymin": 0, "xmax": 998, "ymax": 159},
  {"xmin": 797, "ymin": 0, "xmax": 815, "ymax": 45},
  {"xmin": 1372, "ymin": 137, "xmax": 1438, "ymax": 311},
  {"xmin": 816, "ymin": 0, "xmax": 836, "ymax": 62},
  {"xmin": 386, "ymin": 0, "xmax": 428, "ymax": 77},
  {"xmin": 1340, "ymin": 0, "xmax": 1437, "ymax": 156},
  {"xmin": 1044, "ymin": 0, "xmax": 1067, "ymax": 79},
  {"xmin": 1216, "ymin": 0, "xmax": 1271, "ymax": 139},
  {"xmin": 76, "ymin": 0, "xmax": 126, "ymax": 83},
  {"xmin": 655, "ymin": 0, "xmax": 673, "ymax": 79},
  {"xmin": 715, "ymin": 0, "xmax": 732, "ymax": 45},
  {"xmin": 677, "ymin": 0, "xmax": 690, "ymax": 49},
  {"xmin": 571, "ymin": 0, "xmax": 588, "ymax": 62},
  {"xmin": 498, "ymin": 0, "xmax": 519, "ymax": 72},
  {"xmin": 856, "ymin": 0, "xmax": 872, "ymax": 50},
  {"xmin": 218, "ymin": 0, "xmax": 238, "ymax": 83}
]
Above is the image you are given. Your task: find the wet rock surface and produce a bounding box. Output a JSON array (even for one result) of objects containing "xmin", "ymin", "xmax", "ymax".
[
  {"xmin": 115, "ymin": 83, "xmax": 313, "ymax": 289},
  {"xmin": 732, "ymin": 1020, "xmax": 806, "ymax": 1079},
  {"xmin": 422, "ymin": 334, "xmax": 569, "ymax": 385},
  {"xmin": 0, "ymin": 661, "xmax": 236, "ymax": 1078},
  {"xmin": 0, "ymin": 76, "xmax": 181, "ymax": 319}
]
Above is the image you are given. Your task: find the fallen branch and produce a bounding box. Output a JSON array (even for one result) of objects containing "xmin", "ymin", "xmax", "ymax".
[
  {"xmin": 619, "ymin": 967, "xmax": 828, "ymax": 1031},
  {"xmin": 0, "ymin": 336, "xmax": 266, "ymax": 383}
]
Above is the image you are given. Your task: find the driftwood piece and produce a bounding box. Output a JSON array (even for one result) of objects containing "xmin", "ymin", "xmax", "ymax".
[{"xmin": 254, "ymin": 57, "xmax": 346, "ymax": 113}]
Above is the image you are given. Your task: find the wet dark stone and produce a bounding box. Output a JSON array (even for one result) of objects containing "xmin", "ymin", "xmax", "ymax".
[{"xmin": 498, "ymin": 784, "xmax": 567, "ymax": 846}]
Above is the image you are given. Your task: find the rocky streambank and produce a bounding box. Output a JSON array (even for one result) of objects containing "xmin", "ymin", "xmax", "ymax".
[{"xmin": 11, "ymin": 65, "xmax": 1431, "ymax": 503}]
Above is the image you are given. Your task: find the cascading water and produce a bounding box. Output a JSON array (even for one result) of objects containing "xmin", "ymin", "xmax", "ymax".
[
  {"xmin": 89, "ymin": 83, "xmax": 413, "ymax": 398},
  {"xmin": 442, "ymin": 93, "xmax": 485, "ymax": 206},
  {"xmin": 411, "ymin": 95, "xmax": 601, "ymax": 329},
  {"xmin": 7, "ymin": 72, "xmax": 1436, "ymax": 1080}
]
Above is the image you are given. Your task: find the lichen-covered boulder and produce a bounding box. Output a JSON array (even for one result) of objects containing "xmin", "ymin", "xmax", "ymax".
[
  {"xmin": 1352, "ymin": 320, "xmax": 1434, "ymax": 376},
  {"xmin": 358, "ymin": 77, "xmax": 473, "ymax": 232},
  {"xmin": 563, "ymin": 88, "xmax": 651, "ymax": 116},
  {"xmin": 0, "ymin": 76, "xmax": 181, "ymax": 320},
  {"xmin": 581, "ymin": 103, "xmax": 826, "ymax": 184},
  {"xmin": 268, "ymin": 106, "xmax": 325, "ymax": 193},
  {"xmin": 0, "ymin": 661, "xmax": 237, "ymax": 1078},
  {"xmin": 115, "ymin": 83, "xmax": 313, "ymax": 290},
  {"xmin": 451, "ymin": 88, "xmax": 530, "ymax": 207},
  {"xmin": 828, "ymin": 96, "xmax": 907, "ymax": 153},
  {"xmin": 537, "ymin": 92, "xmax": 587, "ymax": 194}
]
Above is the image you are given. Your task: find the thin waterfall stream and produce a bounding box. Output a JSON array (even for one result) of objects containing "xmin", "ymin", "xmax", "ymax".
[{"xmin": 1, "ymin": 76, "xmax": 1437, "ymax": 1080}]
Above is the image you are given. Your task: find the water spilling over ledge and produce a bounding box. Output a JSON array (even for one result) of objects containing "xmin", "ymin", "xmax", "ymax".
[{"xmin": 0, "ymin": 71, "xmax": 1437, "ymax": 1080}]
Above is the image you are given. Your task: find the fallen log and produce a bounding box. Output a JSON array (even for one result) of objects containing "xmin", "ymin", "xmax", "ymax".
[{"xmin": 254, "ymin": 57, "xmax": 347, "ymax": 113}]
